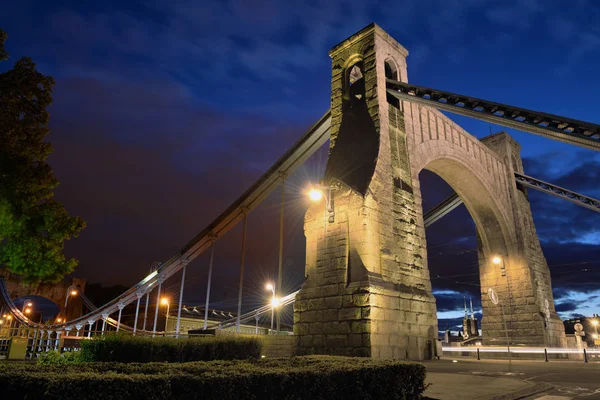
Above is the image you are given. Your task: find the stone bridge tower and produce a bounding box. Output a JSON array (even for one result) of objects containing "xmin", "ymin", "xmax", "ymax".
[{"xmin": 293, "ymin": 24, "xmax": 565, "ymax": 360}]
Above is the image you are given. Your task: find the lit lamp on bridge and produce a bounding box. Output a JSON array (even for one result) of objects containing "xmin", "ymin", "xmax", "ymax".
[
  {"xmin": 161, "ymin": 298, "xmax": 170, "ymax": 334},
  {"xmin": 307, "ymin": 184, "xmax": 337, "ymax": 223},
  {"xmin": 265, "ymin": 283, "xmax": 278, "ymax": 333}
]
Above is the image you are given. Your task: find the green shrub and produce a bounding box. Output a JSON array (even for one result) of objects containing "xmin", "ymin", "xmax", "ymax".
[
  {"xmin": 79, "ymin": 334, "xmax": 262, "ymax": 363},
  {"xmin": 0, "ymin": 356, "xmax": 426, "ymax": 400},
  {"xmin": 37, "ymin": 350, "xmax": 82, "ymax": 365}
]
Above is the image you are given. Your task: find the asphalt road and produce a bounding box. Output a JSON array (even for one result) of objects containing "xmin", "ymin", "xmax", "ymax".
[{"xmin": 422, "ymin": 358, "xmax": 600, "ymax": 399}]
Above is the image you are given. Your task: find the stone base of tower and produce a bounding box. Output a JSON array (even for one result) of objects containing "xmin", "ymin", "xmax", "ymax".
[
  {"xmin": 480, "ymin": 311, "xmax": 567, "ymax": 347},
  {"xmin": 293, "ymin": 277, "xmax": 437, "ymax": 360}
]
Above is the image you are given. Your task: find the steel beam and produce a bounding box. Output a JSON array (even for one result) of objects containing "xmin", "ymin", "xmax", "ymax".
[
  {"xmin": 515, "ymin": 173, "xmax": 600, "ymax": 213},
  {"xmin": 423, "ymin": 193, "xmax": 463, "ymax": 228},
  {"xmin": 386, "ymin": 79, "xmax": 600, "ymax": 151}
]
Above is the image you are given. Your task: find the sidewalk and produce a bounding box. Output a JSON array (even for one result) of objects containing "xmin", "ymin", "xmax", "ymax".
[{"xmin": 425, "ymin": 372, "xmax": 550, "ymax": 400}]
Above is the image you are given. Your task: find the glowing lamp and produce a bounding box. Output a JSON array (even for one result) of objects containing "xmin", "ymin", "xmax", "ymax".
[
  {"xmin": 161, "ymin": 298, "xmax": 169, "ymax": 306},
  {"xmin": 71, "ymin": 290, "xmax": 78, "ymax": 296},
  {"xmin": 266, "ymin": 283, "xmax": 274, "ymax": 291},
  {"xmin": 308, "ymin": 188, "xmax": 323, "ymax": 202},
  {"xmin": 271, "ymin": 297, "xmax": 281, "ymax": 307},
  {"xmin": 24, "ymin": 308, "xmax": 31, "ymax": 314},
  {"xmin": 592, "ymin": 319, "xmax": 599, "ymax": 327},
  {"xmin": 492, "ymin": 256, "xmax": 502, "ymax": 265}
]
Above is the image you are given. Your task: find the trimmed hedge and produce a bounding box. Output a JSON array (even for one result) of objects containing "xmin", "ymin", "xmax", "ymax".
[
  {"xmin": 0, "ymin": 356, "xmax": 426, "ymax": 400},
  {"xmin": 38, "ymin": 350, "xmax": 82, "ymax": 365},
  {"xmin": 79, "ymin": 334, "xmax": 262, "ymax": 363}
]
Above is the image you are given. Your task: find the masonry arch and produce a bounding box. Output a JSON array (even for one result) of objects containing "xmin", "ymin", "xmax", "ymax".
[
  {"xmin": 412, "ymin": 148, "xmax": 516, "ymax": 342},
  {"xmin": 13, "ymin": 295, "xmax": 60, "ymax": 323},
  {"xmin": 412, "ymin": 150, "xmax": 514, "ymax": 262},
  {"xmin": 405, "ymin": 108, "xmax": 552, "ymax": 346}
]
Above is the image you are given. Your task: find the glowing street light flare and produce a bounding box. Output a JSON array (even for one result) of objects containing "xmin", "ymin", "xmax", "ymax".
[
  {"xmin": 266, "ymin": 283, "xmax": 274, "ymax": 292},
  {"xmin": 592, "ymin": 319, "xmax": 599, "ymax": 326},
  {"xmin": 271, "ymin": 297, "xmax": 281, "ymax": 307},
  {"xmin": 26, "ymin": 302, "xmax": 33, "ymax": 308},
  {"xmin": 70, "ymin": 290, "xmax": 78, "ymax": 296},
  {"xmin": 308, "ymin": 188, "xmax": 323, "ymax": 202},
  {"xmin": 161, "ymin": 298, "xmax": 169, "ymax": 306},
  {"xmin": 56, "ymin": 318, "xmax": 62, "ymax": 323},
  {"xmin": 24, "ymin": 308, "xmax": 31, "ymax": 314},
  {"xmin": 492, "ymin": 256, "xmax": 502, "ymax": 265}
]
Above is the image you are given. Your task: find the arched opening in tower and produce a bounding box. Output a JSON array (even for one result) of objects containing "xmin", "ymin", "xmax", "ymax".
[
  {"xmin": 13, "ymin": 295, "xmax": 60, "ymax": 323},
  {"xmin": 419, "ymin": 170, "xmax": 482, "ymax": 343}
]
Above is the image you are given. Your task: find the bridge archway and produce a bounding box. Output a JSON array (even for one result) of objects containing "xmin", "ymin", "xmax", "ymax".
[
  {"xmin": 13, "ymin": 295, "xmax": 61, "ymax": 323},
  {"xmin": 411, "ymin": 141, "xmax": 517, "ymax": 345}
]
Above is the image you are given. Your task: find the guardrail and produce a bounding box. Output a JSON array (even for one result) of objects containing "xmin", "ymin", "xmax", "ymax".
[{"xmin": 443, "ymin": 346, "xmax": 600, "ymax": 362}]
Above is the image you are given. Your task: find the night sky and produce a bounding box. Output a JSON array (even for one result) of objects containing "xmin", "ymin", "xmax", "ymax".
[{"xmin": 2, "ymin": 0, "xmax": 599, "ymax": 332}]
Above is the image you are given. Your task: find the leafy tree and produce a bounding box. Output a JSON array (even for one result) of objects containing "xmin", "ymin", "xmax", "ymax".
[{"xmin": 0, "ymin": 29, "xmax": 85, "ymax": 282}]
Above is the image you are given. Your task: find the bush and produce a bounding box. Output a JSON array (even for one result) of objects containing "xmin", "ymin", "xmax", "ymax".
[
  {"xmin": 0, "ymin": 356, "xmax": 426, "ymax": 400},
  {"xmin": 37, "ymin": 350, "xmax": 82, "ymax": 365},
  {"xmin": 79, "ymin": 334, "xmax": 262, "ymax": 363}
]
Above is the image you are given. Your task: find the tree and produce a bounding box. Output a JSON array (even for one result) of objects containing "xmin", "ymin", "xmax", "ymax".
[{"xmin": 0, "ymin": 29, "xmax": 85, "ymax": 282}]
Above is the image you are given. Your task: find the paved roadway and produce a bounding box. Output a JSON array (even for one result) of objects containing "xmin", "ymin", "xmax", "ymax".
[{"xmin": 423, "ymin": 358, "xmax": 600, "ymax": 400}]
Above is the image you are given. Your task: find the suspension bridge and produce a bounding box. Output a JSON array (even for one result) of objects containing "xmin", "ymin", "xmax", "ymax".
[{"xmin": 1, "ymin": 23, "xmax": 598, "ymax": 360}]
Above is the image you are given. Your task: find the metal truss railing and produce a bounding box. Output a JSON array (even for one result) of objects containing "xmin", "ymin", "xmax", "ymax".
[
  {"xmin": 386, "ymin": 79, "xmax": 600, "ymax": 151},
  {"xmin": 424, "ymin": 193, "xmax": 463, "ymax": 228},
  {"xmin": 515, "ymin": 173, "xmax": 600, "ymax": 213}
]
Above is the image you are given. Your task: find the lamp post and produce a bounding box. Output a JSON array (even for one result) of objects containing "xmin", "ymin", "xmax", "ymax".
[
  {"xmin": 266, "ymin": 283, "xmax": 275, "ymax": 333},
  {"xmin": 161, "ymin": 298, "xmax": 170, "ymax": 335}
]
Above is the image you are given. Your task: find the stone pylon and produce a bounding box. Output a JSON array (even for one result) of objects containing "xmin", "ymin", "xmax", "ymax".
[
  {"xmin": 293, "ymin": 23, "xmax": 565, "ymax": 360},
  {"xmin": 294, "ymin": 24, "xmax": 437, "ymax": 360}
]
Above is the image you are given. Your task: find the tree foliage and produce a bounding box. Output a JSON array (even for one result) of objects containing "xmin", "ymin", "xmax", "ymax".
[{"xmin": 0, "ymin": 29, "xmax": 85, "ymax": 282}]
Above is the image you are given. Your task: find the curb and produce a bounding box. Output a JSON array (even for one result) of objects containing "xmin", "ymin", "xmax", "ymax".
[{"xmin": 489, "ymin": 382, "xmax": 554, "ymax": 400}]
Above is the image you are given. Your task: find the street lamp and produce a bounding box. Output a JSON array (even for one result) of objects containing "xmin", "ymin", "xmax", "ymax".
[
  {"xmin": 22, "ymin": 300, "xmax": 33, "ymax": 313},
  {"xmin": 308, "ymin": 188, "xmax": 323, "ymax": 202},
  {"xmin": 266, "ymin": 283, "xmax": 275, "ymax": 333},
  {"xmin": 161, "ymin": 298, "xmax": 170, "ymax": 335},
  {"xmin": 307, "ymin": 184, "xmax": 337, "ymax": 223}
]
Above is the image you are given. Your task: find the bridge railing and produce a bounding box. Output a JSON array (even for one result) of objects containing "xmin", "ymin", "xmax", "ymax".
[{"xmin": 442, "ymin": 346, "xmax": 600, "ymax": 362}]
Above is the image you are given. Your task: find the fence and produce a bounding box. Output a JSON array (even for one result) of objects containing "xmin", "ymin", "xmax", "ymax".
[{"xmin": 443, "ymin": 346, "xmax": 600, "ymax": 362}]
